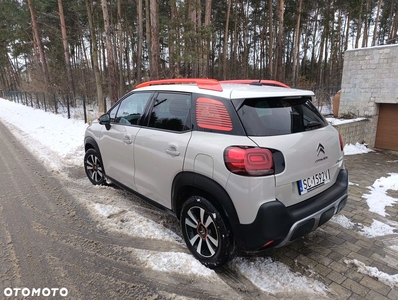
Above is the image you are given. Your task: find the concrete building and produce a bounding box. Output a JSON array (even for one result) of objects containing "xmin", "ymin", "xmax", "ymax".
[{"xmin": 339, "ymin": 44, "xmax": 398, "ymax": 151}]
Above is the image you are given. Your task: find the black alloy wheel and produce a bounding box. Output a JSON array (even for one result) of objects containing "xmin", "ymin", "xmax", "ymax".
[{"xmin": 180, "ymin": 196, "xmax": 235, "ymax": 269}]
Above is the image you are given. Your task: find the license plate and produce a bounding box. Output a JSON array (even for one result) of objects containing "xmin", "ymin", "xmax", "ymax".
[{"xmin": 298, "ymin": 169, "xmax": 331, "ymax": 195}]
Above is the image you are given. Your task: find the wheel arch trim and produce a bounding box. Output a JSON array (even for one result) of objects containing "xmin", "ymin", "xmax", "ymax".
[
  {"xmin": 84, "ymin": 136, "xmax": 105, "ymax": 167},
  {"xmin": 171, "ymin": 172, "xmax": 240, "ymax": 232},
  {"xmin": 85, "ymin": 137, "xmax": 101, "ymax": 155}
]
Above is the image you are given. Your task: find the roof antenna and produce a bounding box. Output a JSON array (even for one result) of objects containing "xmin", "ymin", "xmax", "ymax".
[{"xmin": 249, "ymin": 79, "xmax": 262, "ymax": 86}]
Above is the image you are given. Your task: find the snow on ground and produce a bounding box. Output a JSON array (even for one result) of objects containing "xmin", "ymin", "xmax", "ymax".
[
  {"xmin": 0, "ymin": 98, "xmax": 87, "ymax": 171},
  {"xmin": 233, "ymin": 257, "xmax": 329, "ymax": 296},
  {"xmin": 344, "ymin": 142, "xmax": 373, "ymax": 155},
  {"xmin": 0, "ymin": 98, "xmax": 331, "ymax": 295},
  {"xmin": 332, "ymin": 214, "xmax": 397, "ymax": 238},
  {"xmin": 345, "ymin": 259, "xmax": 398, "ymax": 288},
  {"xmin": 331, "ymin": 215, "xmax": 355, "ymax": 230},
  {"xmin": 390, "ymin": 245, "xmax": 398, "ymax": 252},
  {"xmin": 362, "ymin": 173, "xmax": 398, "ymax": 217},
  {"xmin": 359, "ymin": 220, "xmax": 396, "ymax": 238},
  {"xmin": 333, "ymin": 173, "xmax": 398, "ymax": 239},
  {"xmin": 326, "ymin": 117, "xmax": 366, "ymax": 126},
  {"xmin": 131, "ymin": 248, "xmax": 217, "ymax": 279},
  {"xmin": 90, "ymin": 202, "xmax": 182, "ymax": 244}
]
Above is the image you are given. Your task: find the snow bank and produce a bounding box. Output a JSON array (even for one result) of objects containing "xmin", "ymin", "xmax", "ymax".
[
  {"xmin": 345, "ymin": 259, "xmax": 398, "ymax": 288},
  {"xmin": 362, "ymin": 173, "xmax": 398, "ymax": 217},
  {"xmin": 344, "ymin": 143, "xmax": 373, "ymax": 155},
  {"xmin": 233, "ymin": 257, "xmax": 329, "ymax": 296}
]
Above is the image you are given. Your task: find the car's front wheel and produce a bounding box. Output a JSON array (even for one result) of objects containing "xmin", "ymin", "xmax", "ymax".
[
  {"xmin": 180, "ymin": 196, "xmax": 235, "ymax": 269},
  {"xmin": 84, "ymin": 149, "xmax": 106, "ymax": 185}
]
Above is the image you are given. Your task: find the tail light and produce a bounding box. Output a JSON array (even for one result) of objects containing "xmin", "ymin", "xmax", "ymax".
[
  {"xmin": 338, "ymin": 132, "xmax": 344, "ymax": 151},
  {"xmin": 224, "ymin": 146, "xmax": 274, "ymax": 176}
]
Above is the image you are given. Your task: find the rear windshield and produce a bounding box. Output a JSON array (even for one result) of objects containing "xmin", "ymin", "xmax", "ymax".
[{"xmin": 236, "ymin": 97, "xmax": 328, "ymax": 136}]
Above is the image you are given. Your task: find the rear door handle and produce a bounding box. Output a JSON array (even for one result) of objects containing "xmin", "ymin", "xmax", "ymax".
[{"xmin": 166, "ymin": 146, "xmax": 180, "ymax": 156}]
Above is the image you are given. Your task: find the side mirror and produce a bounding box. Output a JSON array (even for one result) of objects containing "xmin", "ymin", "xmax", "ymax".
[{"xmin": 99, "ymin": 114, "xmax": 111, "ymax": 130}]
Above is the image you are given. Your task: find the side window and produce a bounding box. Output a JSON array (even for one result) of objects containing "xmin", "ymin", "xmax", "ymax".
[
  {"xmin": 148, "ymin": 93, "xmax": 191, "ymax": 132},
  {"xmin": 114, "ymin": 93, "xmax": 152, "ymax": 125}
]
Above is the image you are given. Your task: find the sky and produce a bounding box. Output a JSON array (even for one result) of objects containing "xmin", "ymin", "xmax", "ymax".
[{"xmin": 0, "ymin": 98, "xmax": 397, "ymax": 295}]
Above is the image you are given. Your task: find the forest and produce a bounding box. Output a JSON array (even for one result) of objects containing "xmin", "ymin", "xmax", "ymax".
[{"xmin": 0, "ymin": 0, "xmax": 397, "ymax": 112}]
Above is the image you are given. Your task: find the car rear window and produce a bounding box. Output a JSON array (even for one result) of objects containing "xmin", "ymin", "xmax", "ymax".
[{"xmin": 236, "ymin": 97, "xmax": 328, "ymax": 136}]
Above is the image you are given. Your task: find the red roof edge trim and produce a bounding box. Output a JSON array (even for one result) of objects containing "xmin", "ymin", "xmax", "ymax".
[
  {"xmin": 136, "ymin": 78, "xmax": 223, "ymax": 92},
  {"xmin": 220, "ymin": 79, "xmax": 290, "ymax": 88}
]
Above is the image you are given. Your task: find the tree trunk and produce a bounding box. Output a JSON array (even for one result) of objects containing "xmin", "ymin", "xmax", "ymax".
[
  {"xmin": 292, "ymin": 0, "xmax": 303, "ymax": 86},
  {"xmin": 390, "ymin": 10, "xmax": 398, "ymax": 43},
  {"xmin": 117, "ymin": 0, "xmax": 125, "ymax": 95},
  {"xmin": 301, "ymin": 21, "xmax": 310, "ymax": 77},
  {"xmin": 242, "ymin": 0, "xmax": 250, "ymax": 78},
  {"xmin": 196, "ymin": 0, "xmax": 202, "ymax": 77},
  {"xmin": 344, "ymin": 12, "xmax": 350, "ymax": 51},
  {"xmin": 387, "ymin": 2, "xmax": 395, "ymax": 42},
  {"xmin": 222, "ymin": 0, "xmax": 232, "ymax": 80},
  {"xmin": 362, "ymin": 0, "xmax": 371, "ymax": 47},
  {"xmin": 167, "ymin": 0, "xmax": 175, "ymax": 78},
  {"xmin": 276, "ymin": 0, "xmax": 284, "ymax": 81},
  {"xmin": 232, "ymin": 9, "xmax": 238, "ymax": 77},
  {"xmin": 137, "ymin": 0, "xmax": 143, "ymax": 83},
  {"xmin": 317, "ymin": 33, "xmax": 325, "ymax": 87},
  {"xmin": 149, "ymin": 0, "xmax": 160, "ymax": 79},
  {"xmin": 189, "ymin": 0, "xmax": 198, "ymax": 77},
  {"xmin": 28, "ymin": 0, "xmax": 50, "ymax": 86},
  {"xmin": 388, "ymin": 5, "xmax": 398, "ymax": 43},
  {"xmin": 355, "ymin": 1, "xmax": 363, "ymax": 49},
  {"xmin": 145, "ymin": 0, "xmax": 151, "ymax": 79},
  {"xmin": 58, "ymin": 0, "xmax": 75, "ymax": 95},
  {"xmin": 372, "ymin": 0, "xmax": 383, "ymax": 46},
  {"xmin": 85, "ymin": 0, "xmax": 103, "ymax": 112},
  {"xmin": 309, "ymin": 9, "xmax": 319, "ymax": 83},
  {"xmin": 203, "ymin": 0, "xmax": 212, "ymax": 78},
  {"xmin": 101, "ymin": 0, "xmax": 118, "ymax": 104},
  {"xmin": 267, "ymin": 0, "xmax": 273, "ymax": 78},
  {"xmin": 323, "ymin": 0, "xmax": 330, "ymax": 87}
]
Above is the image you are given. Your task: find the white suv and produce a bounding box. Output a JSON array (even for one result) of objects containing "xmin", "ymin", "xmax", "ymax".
[{"xmin": 84, "ymin": 79, "xmax": 348, "ymax": 268}]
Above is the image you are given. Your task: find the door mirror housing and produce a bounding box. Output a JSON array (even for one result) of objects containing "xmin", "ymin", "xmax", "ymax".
[{"xmin": 99, "ymin": 114, "xmax": 111, "ymax": 130}]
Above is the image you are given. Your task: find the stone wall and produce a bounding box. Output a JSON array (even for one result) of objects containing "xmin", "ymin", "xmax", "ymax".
[
  {"xmin": 339, "ymin": 44, "xmax": 398, "ymax": 147},
  {"xmin": 331, "ymin": 119, "xmax": 371, "ymax": 146}
]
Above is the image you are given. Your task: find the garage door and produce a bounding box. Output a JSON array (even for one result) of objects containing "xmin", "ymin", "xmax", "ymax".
[{"xmin": 375, "ymin": 104, "xmax": 398, "ymax": 151}]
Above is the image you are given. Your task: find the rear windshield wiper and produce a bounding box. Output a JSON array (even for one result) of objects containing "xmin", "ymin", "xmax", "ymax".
[{"xmin": 305, "ymin": 121, "xmax": 322, "ymax": 130}]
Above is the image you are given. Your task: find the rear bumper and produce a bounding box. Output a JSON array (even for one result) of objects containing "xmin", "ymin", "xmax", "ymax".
[{"xmin": 234, "ymin": 168, "xmax": 348, "ymax": 251}]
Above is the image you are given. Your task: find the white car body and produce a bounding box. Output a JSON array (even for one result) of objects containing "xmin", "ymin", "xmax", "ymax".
[{"xmin": 84, "ymin": 79, "xmax": 348, "ymax": 268}]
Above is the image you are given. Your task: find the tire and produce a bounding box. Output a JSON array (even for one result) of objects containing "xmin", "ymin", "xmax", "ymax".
[
  {"xmin": 84, "ymin": 149, "xmax": 106, "ymax": 185},
  {"xmin": 180, "ymin": 196, "xmax": 236, "ymax": 269}
]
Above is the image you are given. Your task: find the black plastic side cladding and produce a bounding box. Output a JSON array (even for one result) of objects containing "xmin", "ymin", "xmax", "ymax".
[
  {"xmin": 171, "ymin": 172, "xmax": 241, "ymax": 229},
  {"xmin": 84, "ymin": 136, "xmax": 101, "ymax": 155}
]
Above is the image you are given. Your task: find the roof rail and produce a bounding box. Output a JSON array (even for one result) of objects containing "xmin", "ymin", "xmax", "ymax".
[
  {"xmin": 135, "ymin": 78, "xmax": 223, "ymax": 92},
  {"xmin": 220, "ymin": 80, "xmax": 290, "ymax": 88}
]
